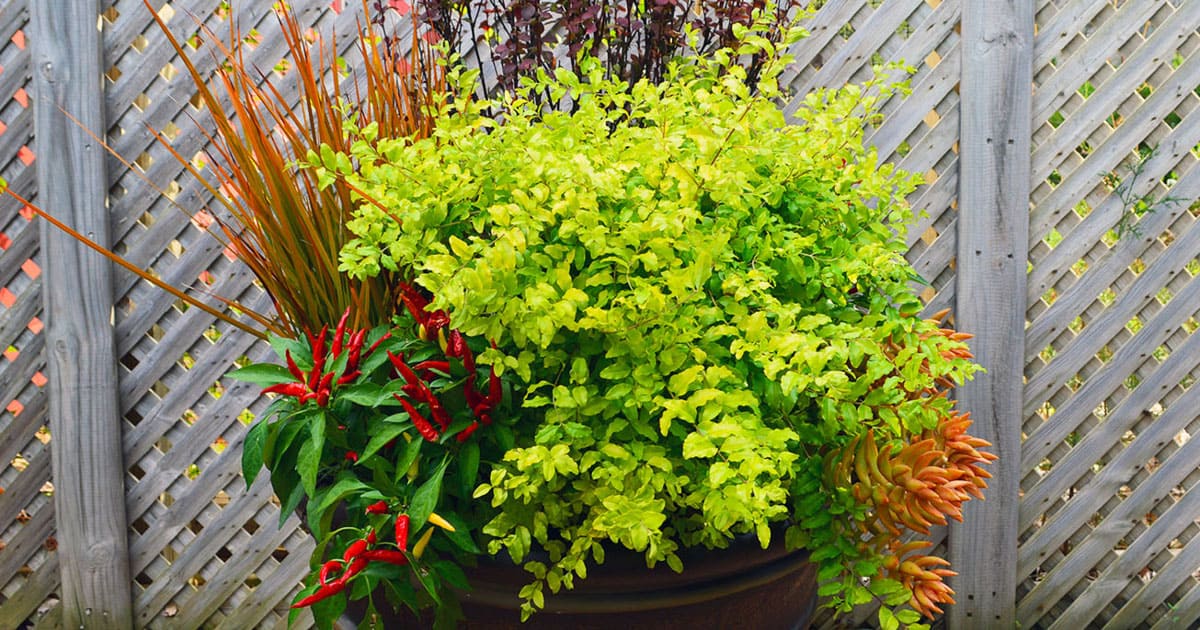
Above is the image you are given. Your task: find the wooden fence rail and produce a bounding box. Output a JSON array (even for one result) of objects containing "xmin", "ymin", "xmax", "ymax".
[{"xmin": 0, "ymin": 0, "xmax": 1196, "ymax": 628}]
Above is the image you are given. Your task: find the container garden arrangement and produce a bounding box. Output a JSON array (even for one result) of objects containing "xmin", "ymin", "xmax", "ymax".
[{"xmin": 6, "ymin": 2, "xmax": 996, "ymax": 629}]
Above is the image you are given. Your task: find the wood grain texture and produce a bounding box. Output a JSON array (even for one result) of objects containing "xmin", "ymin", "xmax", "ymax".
[
  {"xmin": 950, "ymin": 1, "xmax": 1032, "ymax": 627},
  {"xmin": 30, "ymin": 1, "xmax": 133, "ymax": 627}
]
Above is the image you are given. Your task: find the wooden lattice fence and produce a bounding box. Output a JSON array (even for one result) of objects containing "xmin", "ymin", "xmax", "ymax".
[{"xmin": 0, "ymin": 0, "xmax": 1197, "ymax": 628}]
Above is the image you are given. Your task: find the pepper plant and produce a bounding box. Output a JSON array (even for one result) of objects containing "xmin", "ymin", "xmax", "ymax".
[{"xmin": 260, "ymin": 13, "xmax": 997, "ymax": 630}]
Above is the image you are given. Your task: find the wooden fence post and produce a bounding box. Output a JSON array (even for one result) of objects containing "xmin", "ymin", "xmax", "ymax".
[
  {"xmin": 30, "ymin": 2, "xmax": 134, "ymax": 628},
  {"xmin": 951, "ymin": 0, "xmax": 1032, "ymax": 627}
]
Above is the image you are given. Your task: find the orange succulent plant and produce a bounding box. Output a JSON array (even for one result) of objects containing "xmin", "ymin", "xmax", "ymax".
[{"xmin": 822, "ymin": 311, "xmax": 998, "ymax": 618}]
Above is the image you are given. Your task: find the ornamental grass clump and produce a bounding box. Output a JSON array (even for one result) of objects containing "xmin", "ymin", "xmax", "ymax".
[{"xmin": 280, "ymin": 19, "xmax": 996, "ymax": 629}]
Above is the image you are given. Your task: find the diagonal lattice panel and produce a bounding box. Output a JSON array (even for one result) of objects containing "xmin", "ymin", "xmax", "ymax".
[
  {"xmin": 0, "ymin": 1, "xmax": 61, "ymax": 626},
  {"xmin": 1020, "ymin": 0, "xmax": 1200, "ymax": 627},
  {"xmin": 96, "ymin": 0, "xmax": 365, "ymax": 626}
]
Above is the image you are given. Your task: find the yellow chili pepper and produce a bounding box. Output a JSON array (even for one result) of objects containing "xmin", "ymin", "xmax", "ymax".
[
  {"xmin": 412, "ymin": 527, "xmax": 435, "ymax": 558},
  {"xmin": 427, "ymin": 512, "xmax": 456, "ymax": 532}
]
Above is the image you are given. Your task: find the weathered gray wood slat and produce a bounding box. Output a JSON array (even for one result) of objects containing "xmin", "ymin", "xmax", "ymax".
[
  {"xmin": 0, "ymin": 505, "xmax": 54, "ymax": 591},
  {"xmin": 779, "ymin": 0, "xmax": 869, "ymax": 113},
  {"xmin": 1023, "ymin": 171, "xmax": 1200, "ymax": 395},
  {"xmin": 127, "ymin": 424, "xmax": 254, "ymax": 575},
  {"xmin": 1097, "ymin": 522, "xmax": 1200, "ymax": 629},
  {"xmin": 30, "ymin": 2, "xmax": 133, "ymax": 627},
  {"xmin": 124, "ymin": 375, "xmax": 271, "ymax": 559},
  {"xmin": 132, "ymin": 467, "xmax": 277, "ymax": 623},
  {"xmin": 0, "ymin": 329, "xmax": 41, "ymax": 423},
  {"xmin": 1018, "ymin": 379, "xmax": 1200, "ymax": 580},
  {"xmin": 1032, "ymin": 8, "xmax": 1197, "ymax": 187},
  {"xmin": 874, "ymin": 0, "xmax": 960, "ymax": 118},
  {"xmin": 1021, "ymin": 256, "xmax": 1200, "ymax": 476},
  {"xmin": 1031, "ymin": 0, "xmax": 1169, "ymax": 127},
  {"xmin": 213, "ymin": 542, "xmax": 315, "ymax": 630},
  {"xmin": 795, "ymin": 0, "xmax": 924, "ymax": 98},
  {"xmin": 31, "ymin": 602, "xmax": 62, "ymax": 630},
  {"xmin": 1016, "ymin": 423, "xmax": 1200, "ymax": 623},
  {"xmin": 0, "ymin": 554, "xmax": 58, "ymax": 630},
  {"xmin": 1022, "ymin": 281, "xmax": 1200, "ymax": 477},
  {"xmin": 0, "ymin": 169, "xmax": 37, "ymax": 229},
  {"xmin": 0, "ymin": 108, "xmax": 34, "ymax": 181},
  {"xmin": 0, "ymin": 222, "xmax": 36, "ymax": 291},
  {"xmin": 118, "ymin": 285, "xmax": 267, "ymax": 461},
  {"xmin": 172, "ymin": 513, "xmax": 311, "ymax": 630},
  {"xmin": 1024, "ymin": 125, "xmax": 1200, "ymax": 341},
  {"xmin": 133, "ymin": 475, "xmax": 296, "ymax": 626},
  {"xmin": 1020, "ymin": 341, "xmax": 1200, "ymax": 563},
  {"xmin": 870, "ymin": 46, "xmax": 961, "ymax": 160},
  {"xmin": 0, "ymin": 1, "xmax": 27, "ymax": 35},
  {"xmin": 1056, "ymin": 492, "xmax": 1200, "ymax": 628},
  {"xmin": 904, "ymin": 158, "xmax": 959, "ymax": 246},
  {"xmin": 1028, "ymin": 4, "xmax": 1200, "ymax": 240},
  {"xmin": 1033, "ymin": 481, "xmax": 1200, "ymax": 629},
  {"xmin": 1027, "ymin": 136, "xmax": 1200, "ymax": 320},
  {"xmin": 1031, "ymin": 0, "xmax": 1110, "ymax": 71},
  {"xmin": 122, "ymin": 340, "xmax": 272, "ymax": 523},
  {"xmin": 103, "ymin": 0, "xmax": 284, "ymax": 115},
  {"xmin": 950, "ymin": 1, "xmax": 1031, "ymax": 627},
  {"xmin": 894, "ymin": 103, "xmax": 959, "ymax": 184},
  {"xmin": 1019, "ymin": 352, "xmax": 1200, "ymax": 540},
  {"xmin": 0, "ymin": 398, "xmax": 45, "ymax": 492},
  {"xmin": 0, "ymin": 450, "xmax": 53, "ymax": 582},
  {"xmin": 1150, "ymin": 568, "xmax": 1200, "ymax": 630}
]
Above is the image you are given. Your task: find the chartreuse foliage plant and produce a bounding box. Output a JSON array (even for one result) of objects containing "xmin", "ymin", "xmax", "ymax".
[{"xmin": 286, "ymin": 15, "xmax": 994, "ymax": 630}]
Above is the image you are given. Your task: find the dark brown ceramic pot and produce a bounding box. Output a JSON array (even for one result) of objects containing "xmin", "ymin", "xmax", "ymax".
[{"xmin": 352, "ymin": 532, "xmax": 817, "ymax": 629}]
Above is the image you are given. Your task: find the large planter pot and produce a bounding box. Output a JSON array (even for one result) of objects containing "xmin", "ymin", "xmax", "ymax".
[{"xmin": 351, "ymin": 533, "xmax": 817, "ymax": 629}]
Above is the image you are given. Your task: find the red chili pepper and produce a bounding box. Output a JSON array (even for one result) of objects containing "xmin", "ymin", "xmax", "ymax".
[
  {"xmin": 366, "ymin": 530, "xmax": 377, "ymax": 545},
  {"xmin": 316, "ymin": 388, "xmax": 330, "ymax": 408},
  {"xmin": 425, "ymin": 311, "xmax": 450, "ymax": 337},
  {"xmin": 345, "ymin": 329, "xmax": 368, "ymax": 372},
  {"xmin": 336, "ymin": 370, "xmax": 361, "ymax": 386},
  {"xmin": 360, "ymin": 549, "xmax": 410, "ymax": 565},
  {"xmin": 345, "ymin": 451, "xmax": 358, "ymax": 463},
  {"xmin": 395, "ymin": 514, "xmax": 410, "ymax": 551},
  {"xmin": 364, "ymin": 332, "xmax": 391, "ymax": 359},
  {"xmin": 262, "ymin": 382, "xmax": 306, "ymax": 397},
  {"xmin": 388, "ymin": 351, "xmax": 421, "ymax": 388},
  {"xmin": 446, "ymin": 330, "xmax": 466, "ymax": 356},
  {"xmin": 285, "ymin": 350, "xmax": 305, "ymax": 381},
  {"xmin": 365, "ymin": 500, "xmax": 388, "ymax": 515},
  {"xmin": 343, "ymin": 557, "xmax": 368, "ymax": 581},
  {"xmin": 343, "ymin": 539, "xmax": 369, "ymax": 562},
  {"xmin": 398, "ymin": 282, "xmax": 431, "ymax": 320},
  {"xmin": 299, "ymin": 392, "xmax": 317, "ymax": 405},
  {"xmin": 487, "ymin": 368, "xmax": 502, "ymax": 405},
  {"xmin": 292, "ymin": 581, "xmax": 346, "ymax": 608},
  {"xmin": 457, "ymin": 421, "xmax": 480, "ymax": 442},
  {"xmin": 413, "ymin": 360, "xmax": 451, "ymax": 373},
  {"xmin": 318, "ymin": 559, "xmax": 342, "ymax": 585},
  {"xmin": 309, "ymin": 325, "xmax": 329, "ymax": 388},
  {"xmin": 318, "ymin": 371, "xmax": 335, "ymax": 392},
  {"xmin": 332, "ymin": 308, "xmax": 351, "ymax": 357},
  {"xmin": 397, "ymin": 396, "xmax": 440, "ymax": 442}
]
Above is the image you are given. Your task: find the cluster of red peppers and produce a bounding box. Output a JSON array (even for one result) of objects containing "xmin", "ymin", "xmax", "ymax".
[
  {"xmin": 823, "ymin": 310, "xmax": 997, "ymax": 618},
  {"xmin": 386, "ymin": 282, "xmax": 501, "ymax": 443},
  {"xmin": 293, "ymin": 504, "xmax": 456, "ymax": 608},
  {"xmin": 263, "ymin": 309, "xmax": 389, "ymax": 406}
]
